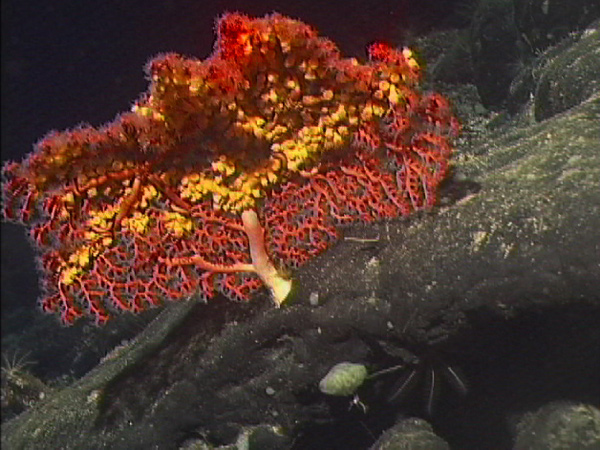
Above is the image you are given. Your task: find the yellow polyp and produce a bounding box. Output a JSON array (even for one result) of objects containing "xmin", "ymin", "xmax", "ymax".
[
  {"xmin": 84, "ymin": 231, "xmax": 98, "ymax": 241},
  {"xmin": 402, "ymin": 48, "xmax": 419, "ymax": 69},
  {"xmin": 141, "ymin": 184, "xmax": 158, "ymax": 204},
  {"xmin": 379, "ymin": 80, "xmax": 390, "ymax": 92},
  {"xmin": 134, "ymin": 105, "xmax": 165, "ymax": 122},
  {"xmin": 388, "ymin": 84, "xmax": 400, "ymax": 105},
  {"xmin": 51, "ymin": 154, "xmax": 66, "ymax": 165},
  {"xmin": 302, "ymin": 95, "xmax": 319, "ymax": 105},
  {"xmin": 173, "ymin": 223, "xmax": 183, "ymax": 236},
  {"xmin": 333, "ymin": 132, "xmax": 344, "ymax": 146},
  {"xmin": 60, "ymin": 267, "xmax": 81, "ymax": 286},
  {"xmin": 163, "ymin": 212, "xmax": 193, "ymax": 237},
  {"xmin": 280, "ymin": 40, "xmax": 291, "ymax": 53},
  {"xmin": 189, "ymin": 78, "xmax": 202, "ymax": 94},
  {"xmin": 390, "ymin": 73, "xmax": 400, "ymax": 84},
  {"xmin": 372, "ymin": 104, "xmax": 385, "ymax": 117},
  {"xmin": 87, "ymin": 207, "xmax": 117, "ymax": 232},
  {"xmin": 126, "ymin": 212, "xmax": 151, "ymax": 234},
  {"xmin": 134, "ymin": 106, "xmax": 152, "ymax": 117},
  {"xmin": 68, "ymin": 247, "xmax": 92, "ymax": 269},
  {"xmin": 264, "ymin": 89, "xmax": 278, "ymax": 103},
  {"xmin": 63, "ymin": 192, "xmax": 75, "ymax": 205},
  {"xmin": 322, "ymin": 89, "xmax": 334, "ymax": 100},
  {"xmin": 271, "ymin": 125, "xmax": 287, "ymax": 137},
  {"xmin": 253, "ymin": 127, "xmax": 265, "ymax": 139},
  {"xmin": 401, "ymin": 48, "xmax": 419, "ymax": 69},
  {"xmin": 279, "ymin": 40, "xmax": 292, "ymax": 53},
  {"xmin": 78, "ymin": 250, "xmax": 91, "ymax": 268},
  {"xmin": 334, "ymin": 104, "xmax": 348, "ymax": 122}
]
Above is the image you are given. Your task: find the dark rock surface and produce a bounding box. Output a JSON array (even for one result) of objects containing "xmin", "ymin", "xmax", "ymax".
[
  {"xmin": 513, "ymin": 402, "xmax": 600, "ymax": 450},
  {"xmin": 534, "ymin": 20, "xmax": 600, "ymax": 121},
  {"xmin": 369, "ymin": 417, "xmax": 450, "ymax": 449},
  {"xmin": 469, "ymin": 0, "xmax": 526, "ymax": 108}
]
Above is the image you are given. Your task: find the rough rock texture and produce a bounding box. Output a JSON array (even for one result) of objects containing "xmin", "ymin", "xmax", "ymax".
[
  {"xmin": 469, "ymin": 0, "xmax": 525, "ymax": 108},
  {"xmin": 513, "ymin": 0, "xmax": 600, "ymax": 51},
  {"xmin": 433, "ymin": 1, "xmax": 600, "ymax": 111},
  {"xmin": 369, "ymin": 417, "xmax": 450, "ymax": 449},
  {"xmin": 1, "ymin": 299, "xmax": 197, "ymax": 449},
  {"xmin": 514, "ymin": 402, "xmax": 600, "ymax": 450},
  {"xmin": 534, "ymin": 20, "xmax": 600, "ymax": 121}
]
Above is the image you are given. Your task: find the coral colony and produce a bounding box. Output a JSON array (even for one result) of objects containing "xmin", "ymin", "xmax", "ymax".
[{"xmin": 2, "ymin": 13, "xmax": 458, "ymax": 325}]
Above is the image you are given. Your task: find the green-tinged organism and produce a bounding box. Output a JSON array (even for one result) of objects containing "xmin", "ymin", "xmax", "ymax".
[{"xmin": 319, "ymin": 362, "xmax": 368, "ymax": 396}]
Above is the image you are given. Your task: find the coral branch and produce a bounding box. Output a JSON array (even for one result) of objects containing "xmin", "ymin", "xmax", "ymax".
[
  {"xmin": 241, "ymin": 209, "xmax": 292, "ymax": 305},
  {"xmin": 160, "ymin": 255, "xmax": 255, "ymax": 274},
  {"xmin": 2, "ymin": 12, "xmax": 458, "ymax": 325}
]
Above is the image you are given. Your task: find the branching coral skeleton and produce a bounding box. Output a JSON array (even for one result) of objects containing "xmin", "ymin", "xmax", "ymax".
[{"xmin": 2, "ymin": 13, "xmax": 458, "ymax": 324}]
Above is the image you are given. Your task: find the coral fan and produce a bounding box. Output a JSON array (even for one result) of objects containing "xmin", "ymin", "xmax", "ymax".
[{"xmin": 2, "ymin": 13, "xmax": 458, "ymax": 325}]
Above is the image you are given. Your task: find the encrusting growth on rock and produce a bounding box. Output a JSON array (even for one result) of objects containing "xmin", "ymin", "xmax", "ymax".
[{"xmin": 2, "ymin": 12, "xmax": 458, "ymax": 325}]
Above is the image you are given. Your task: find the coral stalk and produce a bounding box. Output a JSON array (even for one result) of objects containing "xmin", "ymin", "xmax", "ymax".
[{"xmin": 241, "ymin": 210, "xmax": 292, "ymax": 305}]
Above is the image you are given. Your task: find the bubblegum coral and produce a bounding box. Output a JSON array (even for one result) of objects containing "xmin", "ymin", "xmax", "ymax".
[{"xmin": 2, "ymin": 12, "xmax": 458, "ymax": 325}]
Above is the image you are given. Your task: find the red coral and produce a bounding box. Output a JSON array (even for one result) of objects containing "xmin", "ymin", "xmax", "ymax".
[{"xmin": 2, "ymin": 13, "xmax": 458, "ymax": 325}]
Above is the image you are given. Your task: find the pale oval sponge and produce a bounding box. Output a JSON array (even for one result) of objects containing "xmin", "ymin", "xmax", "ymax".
[{"xmin": 319, "ymin": 362, "xmax": 368, "ymax": 396}]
